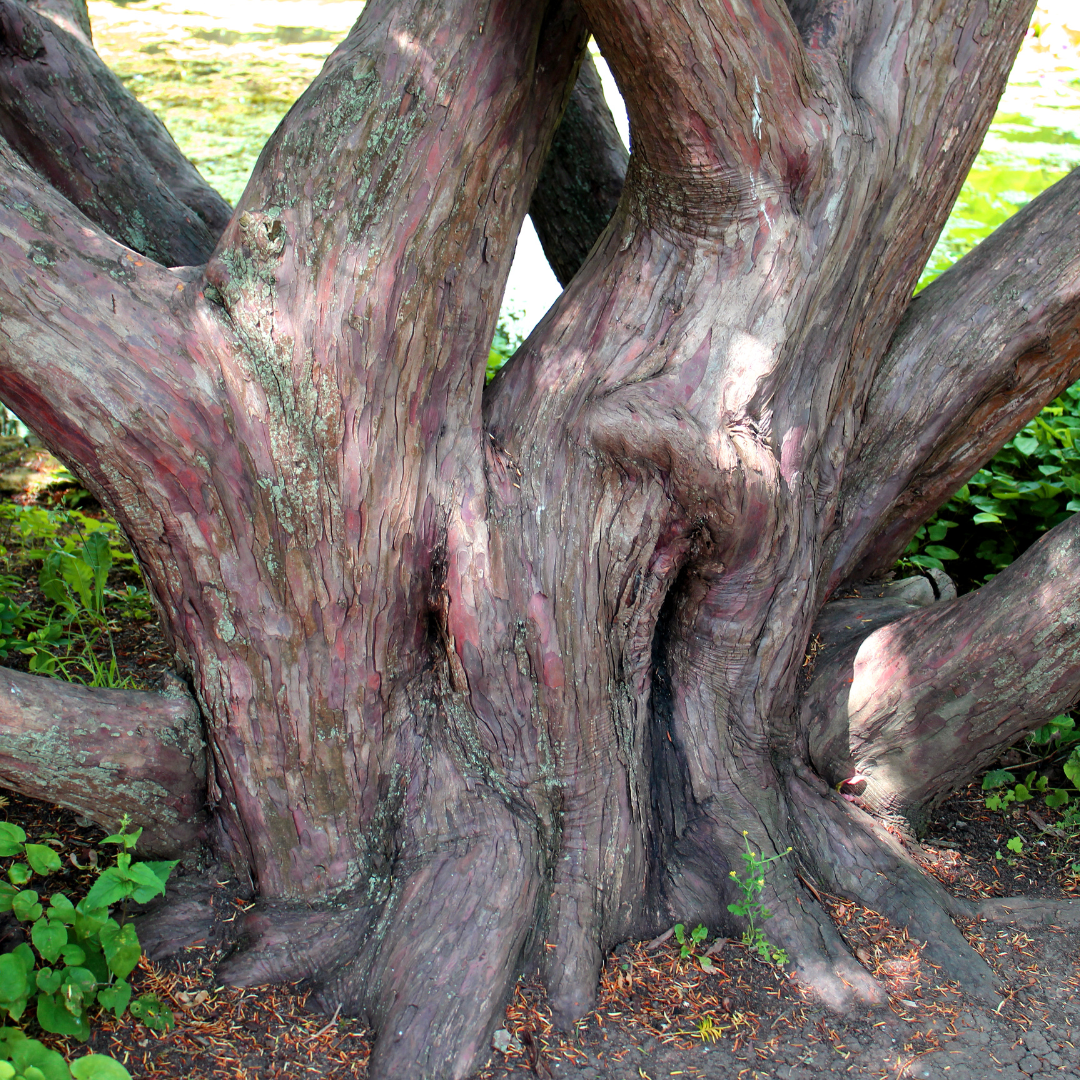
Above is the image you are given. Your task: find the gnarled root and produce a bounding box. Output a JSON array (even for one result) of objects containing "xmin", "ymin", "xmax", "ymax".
[{"xmin": 0, "ymin": 668, "xmax": 206, "ymax": 856}]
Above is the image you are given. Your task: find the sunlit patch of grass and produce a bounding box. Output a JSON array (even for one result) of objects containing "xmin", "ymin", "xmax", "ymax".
[{"xmin": 87, "ymin": 0, "xmax": 361, "ymax": 204}]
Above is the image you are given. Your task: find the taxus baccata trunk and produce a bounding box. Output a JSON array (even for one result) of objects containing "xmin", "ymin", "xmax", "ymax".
[{"xmin": 1, "ymin": 0, "xmax": 1080, "ymax": 1075}]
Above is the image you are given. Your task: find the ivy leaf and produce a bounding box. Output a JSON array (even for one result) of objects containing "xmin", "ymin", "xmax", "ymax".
[
  {"xmin": 36, "ymin": 993, "xmax": 90, "ymax": 1041},
  {"xmin": 0, "ymin": 952, "xmax": 30, "ymax": 1011},
  {"xmin": 982, "ymin": 769, "xmax": 1015, "ymax": 790},
  {"xmin": 49, "ymin": 893, "xmax": 76, "ymax": 925},
  {"xmin": 59, "ymin": 942, "xmax": 87, "ymax": 968},
  {"xmin": 96, "ymin": 978, "xmax": 132, "ymax": 1019},
  {"xmin": 8, "ymin": 862, "xmax": 32, "ymax": 886},
  {"xmin": 31, "ymin": 917, "xmax": 68, "ymax": 963},
  {"xmin": 70, "ymin": 1057, "xmax": 133, "ymax": 1080},
  {"xmin": 129, "ymin": 995, "xmax": 174, "ymax": 1032},
  {"xmin": 1065, "ymin": 749, "xmax": 1080, "ymax": 790},
  {"xmin": 12, "ymin": 889, "xmax": 43, "ymax": 922}
]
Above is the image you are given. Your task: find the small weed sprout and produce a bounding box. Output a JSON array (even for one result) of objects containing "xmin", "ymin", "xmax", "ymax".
[
  {"xmin": 727, "ymin": 832, "xmax": 791, "ymax": 966},
  {"xmin": 672, "ymin": 922, "xmax": 714, "ymax": 971}
]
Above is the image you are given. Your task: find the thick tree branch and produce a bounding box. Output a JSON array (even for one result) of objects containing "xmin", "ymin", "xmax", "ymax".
[
  {"xmin": 576, "ymin": 0, "xmax": 819, "ymax": 235},
  {"xmin": 0, "ymin": 670, "xmax": 205, "ymax": 855},
  {"xmin": 0, "ymin": 0, "xmax": 229, "ymax": 264},
  {"xmin": 26, "ymin": 0, "xmax": 89, "ymax": 44},
  {"xmin": 829, "ymin": 168, "xmax": 1080, "ymax": 589},
  {"xmin": 806, "ymin": 510, "xmax": 1080, "ymax": 822},
  {"xmin": 529, "ymin": 53, "xmax": 627, "ymax": 286}
]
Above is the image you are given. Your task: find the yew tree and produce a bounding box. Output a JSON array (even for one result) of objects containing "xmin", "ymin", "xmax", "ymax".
[{"xmin": 2, "ymin": 0, "xmax": 1080, "ymax": 1074}]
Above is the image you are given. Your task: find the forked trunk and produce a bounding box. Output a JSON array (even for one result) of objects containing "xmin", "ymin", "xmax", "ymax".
[{"xmin": 1, "ymin": 0, "xmax": 1080, "ymax": 1077}]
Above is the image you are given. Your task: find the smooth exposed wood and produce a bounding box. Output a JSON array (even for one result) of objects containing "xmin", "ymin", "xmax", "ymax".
[{"xmin": 808, "ymin": 511, "xmax": 1080, "ymax": 821}]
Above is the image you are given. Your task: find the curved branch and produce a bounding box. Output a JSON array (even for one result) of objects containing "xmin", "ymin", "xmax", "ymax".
[
  {"xmin": 807, "ymin": 510, "xmax": 1080, "ymax": 822},
  {"xmin": 0, "ymin": 670, "xmax": 206, "ymax": 855},
  {"xmin": 529, "ymin": 53, "xmax": 627, "ymax": 286},
  {"xmin": 830, "ymin": 168, "xmax": 1080, "ymax": 589},
  {"xmin": 577, "ymin": 0, "xmax": 818, "ymax": 235},
  {"xmin": 0, "ymin": 0, "xmax": 230, "ymax": 263},
  {"xmin": 26, "ymin": 0, "xmax": 89, "ymax": 44}
]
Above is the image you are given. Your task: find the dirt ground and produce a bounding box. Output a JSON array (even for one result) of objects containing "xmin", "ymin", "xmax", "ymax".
[{"xmin": 2, "ymin": 779, "xmax": 1078, "ymax": 1080}]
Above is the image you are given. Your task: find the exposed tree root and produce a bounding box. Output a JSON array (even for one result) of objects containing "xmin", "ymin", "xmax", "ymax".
[{"xmin": 0, "ymin": 668, "xmax": 205, "ymax": 855}]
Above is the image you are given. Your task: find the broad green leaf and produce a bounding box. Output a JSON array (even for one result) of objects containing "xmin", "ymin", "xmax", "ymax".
[
  {"xmin": 60, "ymin": 967, "xmax": 97, "ymax": 1016},
  {"xmin": 0, "ymin": 952, "xmax": 30, "ymax": 1004},
  {"xmin": 72, "ymin": 902, "xmax": 107, "ymax": 939},
  {"xmin": 59, "ymin": 943, "xmax": 87, "ymax": 967},
  {"xmin": 36, "ymin": 967, "xmax": 63, "ymax": 994},
  {"xmin": 1007, "ymin": 836, "xmax": 1024, "ymax": 853},
  {"xmin": 81, "ymin": 869, "xmax": 130, "ymax": 911},
  {"xmin": 1013, "ymin": 783, "xmax": 1032, "ymax": 802},
  {"xmin": 1064, "ymin": 749, "xmax": 1080, "ymax": 789},
  {"xmin": 982, "ymin": 769, "xmax": 1015, "ymax": 790},
  {"xmin": 908, "ymin": 554, "xmax": 944, "ymax": 571},
  {"xmin": 2, "ymin": 1032, "xmax": 73, "ymax": 1080},
  {"xmin": 24, "ymin": 845, "xmax": 62, "ymax": 876},
  {"xmin": 96, "ymin": 978, "xmax": 131, "ymax": 1019},
  {"xmin": 99, "ymin": 921, "xmax": 141, "ymax": 979},
  {"xmin": 0, "ymin": 821, "xmax": 26, "ymax": 856},
  {"xmin": 12, "ymin": 889, "xmax": 42, "ymax": 922},
  {"xmin": 139, "ymin": 861, "xmax": 178, "ymax": 890},
  {"xmin": 923, "ymin": 545, "xmax": 959, "ymax": 561},
  {"xmin": 0, "ymin": 882, "xmax": 15, "ymax": 912},
  {"xmin": 49, "ymin": 893, "xmax": 76, "ymax": 924},
  {"xmin": 70, "ymin": 1057, "xmax": 132, "ymax": 1080},
  {"xmin": 972, "ymin": 512, "xmax": 1002, "ymax": 524},
  {"xmin": 36, "ymin": 993, "xmax": 90, "ymax": 1041},
  {"xmin": 121, "ymin": 863, "xmax": 168, "ymax": 904},
  {"xmin": 1046, "ymin": 788, "xmax": 1071, "ymax": 809},
  {"xmin": 31, "ymin": 917, "xmax": 68, "ymax": 963},
  {"xmin": 8, "ymin": 863, "xmax": 31, "ymax": 886},
  {"xmin": 0, "ymin": 1063, "xmax": 12, "ymax": 1080}
]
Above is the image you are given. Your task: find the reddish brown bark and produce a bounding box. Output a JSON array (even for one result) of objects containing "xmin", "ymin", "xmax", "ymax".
[
  {"xmin": 1, "ymin": 0, "xmax": 1080, "ymax": 1075},
  {"xmin": 0, "ymin": 669, "xmax": 204, "ymax": 854}
]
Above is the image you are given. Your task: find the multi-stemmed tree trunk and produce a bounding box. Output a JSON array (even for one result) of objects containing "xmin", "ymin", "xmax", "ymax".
[{"xmin": 1, "ymin": 0, "xmax": 1080, "ymax": 1074}]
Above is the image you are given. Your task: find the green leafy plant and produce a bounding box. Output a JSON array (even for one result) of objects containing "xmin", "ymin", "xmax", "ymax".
[
  {"xmin": 0, "ymin": 815, "xmax": 176, "ymax": 1079},
  {"xmin": 0, "ymin": 505, "xmax": 150, "ymax": 688},
  {"xmin": 672, "ymin": 922, "xmax": 714, "ymax": 972},
  {"xmin": 727, "ymin": 832, "xmax": 791, "ymax": 966},
  {"xmin": 904, "ymin": 380, "xmax": 1080, "ymax": 586},
  {"xmin": 485, "ymin": 312, "xmax": 524, "ymax": 383}
]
